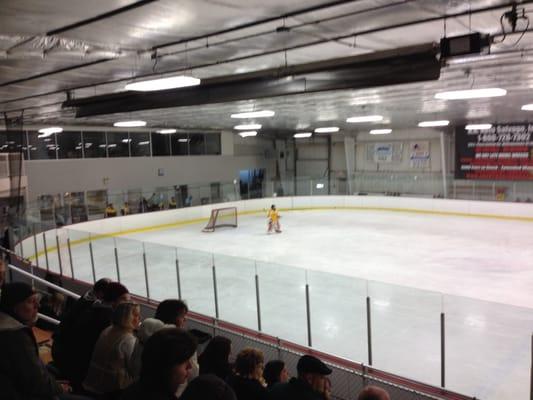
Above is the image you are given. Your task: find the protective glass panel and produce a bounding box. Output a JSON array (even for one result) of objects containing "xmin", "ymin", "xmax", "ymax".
[
  {"xmin": 214, "ymin": 254, "xmax": 256, "ymax": 330},
  {"xmin": 115, "ymin": 237, "xmax": 148, "ymax": 298},
  {"xmin": 91, "ymin": 236, "xmax": 118, "ymax": 282},
  {"xmin": 64, "ymin": 229, "xmax": 94, "ymax": 283},
  {"xmin": 256, "ymin": 261, "xmax": 307, "ymax": 346},
  {"xmin": 144, "ymin": 242, "xmax": 179, "ymax": 301},
  {"xmin": 368, "ymin": 281, "xmax": 442, "ymax": 386}
]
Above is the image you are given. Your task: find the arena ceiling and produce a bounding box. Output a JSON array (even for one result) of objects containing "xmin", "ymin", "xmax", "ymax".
[{"xmin": 1, "ymin": 0, "xmax": 533, "ymax": 136}]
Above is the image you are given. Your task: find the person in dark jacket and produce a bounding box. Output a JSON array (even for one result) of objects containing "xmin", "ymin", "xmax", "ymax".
[
  {"xmin": 180, "ymin": 374, "xmax": 237, "ymax": 400},
  {"xmin": 0, "ymin": 282, "xmax": 64, "ymax": 399},
  {"xmin": 227, "ymin": 348, "xmax": 268, "ymax": 400},
  {"xmin": 61, "ymin": 281, "xmax": 130, "ymax": 389},
  {"xmin": 121, "ymin": 328, "xmax": 197, "ymax": 400},
  {"xmin": 52, "ymin": 278, "xmax": 111, "ymax": 373},
  {"xmin": 198, "ymin": 335, "xmax": 233, "ymax": 381},
  {"xmin": 263, "ymin": 360, "xmax": 289, "ymax": 388},
  {"xmin": 268, "ymin": 355, "xmax": 332, "ymax": 400}
]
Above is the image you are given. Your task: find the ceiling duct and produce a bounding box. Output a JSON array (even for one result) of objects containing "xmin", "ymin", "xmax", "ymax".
[{"xmin": 65, "ymin": 44, "xmax": 440, "ymax": 118}]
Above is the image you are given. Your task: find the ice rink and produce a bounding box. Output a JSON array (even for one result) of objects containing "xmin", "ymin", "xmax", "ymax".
[{"xmin": 45, "ymin": 208, "xmax": 533, "ymax": 400}]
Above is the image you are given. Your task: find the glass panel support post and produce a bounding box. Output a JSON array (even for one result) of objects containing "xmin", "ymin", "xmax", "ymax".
[
  {"xmin": 67, "ymin": 237, "xmax": 74, "ymax": 279},
  {"xmin": 255, "ymin": 274, "xmax": 262, "ymax": 332},
  {"xmin": 366, "ymin": 296, "xmax": 373, "ymax": 366},
  {"xmin": 142, "ymin": 243, "xmax": 151, "ymax": 300},
  {"xmin": 212, "ymin": 255, "xmax": 219, "ymax": 319},
  {"xmin": 114, "ymin": 238, "xmax": 121, "ymax": 283},
  {"xmin": 55, "ymin": 235, "xmax": 63, "ymax": 276},
  {"xmin": 441, "ymin": 312, "xmax": 446, "ymax": 388},
  {"xmin": 175, "ymin": 248, "xmax": 182, "ymax": 299},
  {"xmin": 43, "ymin": 233, "xmax": 49, "ymax": 271},
  {"xmin": 88, "ymin": 237, "xmax": 96, "ymax": 283},
  {"xmin": 33, "ymin": 228, "xmax": 39, "ymax": 268},
  {"xmin": 305, "ymin": 283, "xmax": 312, "ymax": 347}
]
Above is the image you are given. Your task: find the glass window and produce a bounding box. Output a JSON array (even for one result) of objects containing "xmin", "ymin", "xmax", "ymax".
[
  {"xmin": 189, "ymin": 134, "xmax": 205, "ymax": 155},
  {"xmin": 82, "ymin": 132, "xmax": 106, "ymax": 158},
  {"xmin": 0, "ymin": 131, "xmax": 26, "ymax": 158},
  {"xmin": 27, "ymin": 131, "xmax": 57, "ymax": 160},
  {"xmin": 106, "ymin": 131, "xmax": 130, "ymax": 157},
  {"xmin": 151, "ymin": 132, "xmax": 171, "ymax": 156},
  {"xmin": 205, "ymin": 133, "xmax": 221, "ymax": 155},
  {"xmin": 57, "ymin": 131, "xmax": 83, "ymax": 159},
  {"xmin": 130, "ymin": 132, "xmax": 151, "ymax": 157},
  {"xmin": 171, "ymin": 133, "xmax": 189, "ymax": 155}
]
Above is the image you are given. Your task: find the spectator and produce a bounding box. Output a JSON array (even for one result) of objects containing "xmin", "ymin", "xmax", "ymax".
[
  {"xmin": 105, "ymin": 203, "xmax": 117, "ymax": 218},
  {"xmin": 133, "ymin": 299, "xmax": 198, "ymax": 396},
  {"xmin": 121, "ymin": 328, "xmax": 197, "ymax": 400},
  {"xmin": 64, "ymin": 281, "xmax": 130, "ymax": 389},
  {"xmin": 357, "ymin": 386, "xmax": 391, "ymax": 400},
  {"xmin": 53, "ymin": 278, "xmax": 111, "ymax": 373},
  {"xmin": 263, "ymin": 360, "xmax": 289, "ymax": 388},
  {"xmin": 268, "ymin": 354, "xmax": 332, "ymax": 400},
  {"xmin": 198, "ymin": 335, "xmax": 233, "ymax": 381},
  {"xmin": 227, "ymin": 348, "xmax": 268, "ymax": 400},
  {"xmin": 0, "ymin": 282, "xmax": 65, "ymax": 398},
  {"xmin": 120, "ymin": 202, "xmax": 130, "ymax": 216},
  {"xmin": 169, "ymin": 196, "xmax": 177, "ymax": 209},
  {"xmin": 83, "ymin": 302, "xmax": 141, "ymax": 397},
  {"xmin": 180, "ymin": 374, "xmax": 237, "ymax": 400}
]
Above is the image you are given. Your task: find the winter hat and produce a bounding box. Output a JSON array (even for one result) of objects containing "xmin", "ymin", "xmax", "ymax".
[
  {"xmin": 103, "ymin": 282, "xmax": 129, "ymax": 303},
  {"xmin": 0, "ymin": 282, "xmax": 35, "ymax": 312}
]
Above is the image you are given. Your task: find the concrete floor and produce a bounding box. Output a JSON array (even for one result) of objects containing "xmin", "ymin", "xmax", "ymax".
[{"xmin": 43, "ymin": 209, "xmax": 533, "ymax": 400}]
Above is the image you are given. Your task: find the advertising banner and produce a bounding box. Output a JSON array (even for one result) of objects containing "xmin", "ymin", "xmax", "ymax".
[
  {"xmin": 409, "ymin": 141, "xmax": 430, "ymax": 168},
  {"xmin": 455, "ymin": 124, "xmax": 533, "ymax": 180}
]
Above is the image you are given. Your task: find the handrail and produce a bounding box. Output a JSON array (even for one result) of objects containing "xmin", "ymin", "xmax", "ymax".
[
  {"xmin": 37, "ymin": 312, "xmax": 60, "ymax": 326},
  {"xmin": 7, "ymin": 264, "xmax": 80, "ymax": 300}
]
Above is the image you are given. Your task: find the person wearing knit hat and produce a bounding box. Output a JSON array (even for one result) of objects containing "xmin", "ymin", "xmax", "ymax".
[
  {"xmin": 103, "ymin": 281, "xmax": 130, "ymax": 304},
  {"xmin": 0, "ymin": 282, "xmax": 65, "ymax": 398}
]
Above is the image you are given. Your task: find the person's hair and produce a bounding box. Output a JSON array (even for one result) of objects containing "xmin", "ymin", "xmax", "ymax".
[
  {"xmin": 357, "ymin": 386, "xmax": 391, "ymax": 400},
  {"xmin": 44, "ymin": 272, "xmax": 62, "ymax": 295},
  {"xmin": 93, "ymin": 278, "xmax": 111, "ymax": 294},
  {"xmin": 198, "ymin": 336, "xmax": 232, "ymax": 378},
  {"xmin": 263, "ymin": 360, "xmax": 285, "ymax": 386},
  {"xmin": 112, "ymin": 302, "xmax": 139, "ymax": 330},
  {"xmin": 141, "ymin": 328, "xmax": 197, "ymax": 390},
  {"xmin": 180, "ymin": 374, "xmax": 237, "ymax": 400},
  {"xmin": 155, "ymin": 299, "xmax": 188, "ymax": 324},
  {"xmin": 234, "ymin": 348, "xmax": 264, "ymax": 376},
  {"xmin": 271, "ymin": 204, "xmax": 275, "ymax": 209},
  {"xmin": 103, "ymin": 282, "xmax": 129, "ymax": 303}
]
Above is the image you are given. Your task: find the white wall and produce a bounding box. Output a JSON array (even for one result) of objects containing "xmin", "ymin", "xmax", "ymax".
[{"xmin": 25, "ymin": 155, "xmax": 275, "ymax": 200}]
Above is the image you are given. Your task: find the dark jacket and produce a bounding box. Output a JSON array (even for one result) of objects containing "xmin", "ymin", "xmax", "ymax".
[
  {"xmin": 267, "ymin": 377, "xmax": 325, "ymax": 400},
  {"xmin": 120, "ymin": 381, "xmax": 177, "ymax": 400},
  {"xmin": 226, "ymin": 374, "xmax": 268, "ymax": 400},
  {"xmin": 0, "ymin": 311, "xmax": 63, "ymax": 400}
]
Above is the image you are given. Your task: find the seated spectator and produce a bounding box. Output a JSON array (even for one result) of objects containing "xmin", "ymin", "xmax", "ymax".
[
  {"xmin": 53, "ymin": 278, "xmax": 111, "ymax": 373},
  {"xmin": 121, "ymin": 328, "xmax": 197, "ymax": 400},
  {"xmin": 227, "ymin": 348, "xmax": 268, "ymax": 400},
  {"xmin": 120, "ymin": 202, "xmax": 130, "ymax": 216},
  {"xmin": 180, "ymin": 374, "xmax": 237, "ymax": 400},
  {"xmin": 169, "ymin": 196, "xmax": 177, "ymax": 209},
  {"xmin": 63, "ymin": 281, "xmax": 130, "ymax": 389},
  {"xmin": 198, "ymin": 335, "xmax": 233, "ymax": 381},
  {"xmin": 105, "ymin": 203, "xmax": 117, "ymax": 218},
  {"xmin": 263, "ymin": 360, "xmax": 289, "ymax": 388},
  {"xmin": 0, "ymin": 282, "xmax": 65, "ymax": 398},
  {"xmin": 357, "ymin": 385, "xmax": 390, "ymax": 400},
  {"xmin": 83, "ymin": 302, "xmax": 141, "ymax": 397},
  {"xmin": 268, "ymin": 354, "xmax": 332, "ymax": 400},
  {"xmin": 131, "ymin": 300, "xmax": 194, "ymax": 378}
]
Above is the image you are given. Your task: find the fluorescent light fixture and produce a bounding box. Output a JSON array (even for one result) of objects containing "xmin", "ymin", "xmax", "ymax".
[
  {"xmin": 99, "ymin": 144, "xmax": 107, "ymax": 148},
  {"xmin": 316, "ymin": 183, "xmax": 325, "ymax": 189},
  {"xmin": 85, "ymin": 143, "xmax": 92, "ymax": 148},
  {"xmin": 293, "ymin": 132, "xmax": 312, "ymax": 138},
  {"xmin": 44, "ymin": 138, "xmax": 52, "ymax": 142},
  {"xmin": 121, "ymin": 139, "xmax": 132, "ymax": 143},
  {"xmin": 465, "ymin": 124, "xmax": 492, "ymax": 130},
  {"xmin": 418, "ymin": 120, "xmax": 450, "ymax": 127},
  {"xmin": 114, "ymin": 120, "xmax": 146, "ymax": 127},
  {"xmin": 370, "ymin": 129, "xmax": 392, "ymax": 135},
  {"xmin": 125, "ymin": 76, "xmax": 200, "ymax": 91},
  {"xmin": 75, "ymin": 146, "xmax": 82, "ymax": 150},
  {"xmin": 314, "ymin": 127, "xmax": 339, "ymax": 133},
  {"xmin": 346, "ymin": 115, "xmax": 383, "ymax": 123},
  {"xmin": 178, "ymin": 138, "xmax": 190, "ymax": 143},
  {"xmin": 138, "ymin": 141, "xmax": 150, "ymax": 145},
  {"xmin": 521, "ymin": 103, "xmax": 533, "ymax": 111},
  {"xmin": 38, "ymin": 127, "xmax": 63, "ymax": 135},
  {"xmin": 156, "ymin": 129, "xmax": 176, "ymax": 134},
  {"xmin": 231, "ymin": 110, "xmax": 275, "ymax": 118},
  {"xmin": 435, "ymin": 88, "xmax": 506, "ymax": 100},
  {"xmin": 238, "ymin": 131, "xmax": 258, "ymax": 138},
  {"xmin": 234, "ymin": 124, "xmax": 261, "ymax": 130},
  {"xmin": 108, "ymin": 144, "xmax": 117, "ymax": 148}
]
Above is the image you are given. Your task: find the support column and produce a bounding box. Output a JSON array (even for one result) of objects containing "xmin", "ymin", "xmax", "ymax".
[{"xmin": 344, "ymin": 136, "xmax": 356, "ymax": 195}]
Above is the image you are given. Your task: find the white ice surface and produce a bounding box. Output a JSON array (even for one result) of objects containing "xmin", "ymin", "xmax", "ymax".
[{"xmin": 46, "ymin": 209, "xmax": 533, "ymax": 400}]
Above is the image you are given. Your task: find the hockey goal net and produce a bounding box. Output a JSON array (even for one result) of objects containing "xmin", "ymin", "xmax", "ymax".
[{"xmin": 202, "ymin": 207, "xmax": 238, "ymax": 232}]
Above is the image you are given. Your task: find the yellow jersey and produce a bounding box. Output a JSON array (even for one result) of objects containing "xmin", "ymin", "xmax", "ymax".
[{"xmin": 268, "ymin": 209, "xmax": 280, "ymax": 222}]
